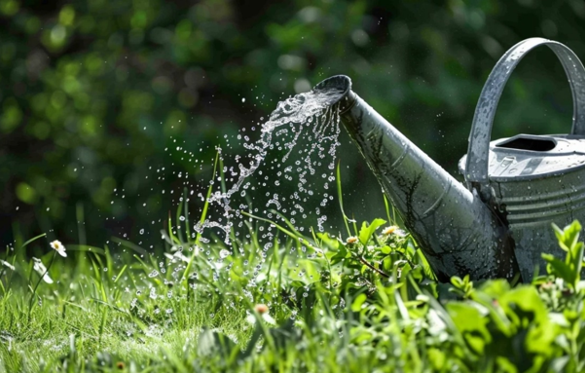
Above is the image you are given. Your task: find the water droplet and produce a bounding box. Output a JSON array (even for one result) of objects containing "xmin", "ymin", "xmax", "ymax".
[{"xmin": 219, "ymin": 249, "xmax": 230, "ymax": 259}]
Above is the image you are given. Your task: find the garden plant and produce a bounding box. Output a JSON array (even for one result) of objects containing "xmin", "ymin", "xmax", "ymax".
[{"xmin": 2, "ymin": 175, "xmax": 585, "ymax": 372}]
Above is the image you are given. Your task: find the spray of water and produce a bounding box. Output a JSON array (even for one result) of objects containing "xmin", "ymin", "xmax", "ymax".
[
  {"xmin": 97, "ymin": 83, "xmax": 350, "ymax": 323},
  {"xmin": 196, "ymin": 87, "xmax": 345, "ymax": 254}
]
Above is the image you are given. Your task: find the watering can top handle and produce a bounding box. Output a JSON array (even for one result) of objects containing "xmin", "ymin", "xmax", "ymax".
[{"xmin": 465, "ymin": 37, "xmax": 585, "ymax": 185}]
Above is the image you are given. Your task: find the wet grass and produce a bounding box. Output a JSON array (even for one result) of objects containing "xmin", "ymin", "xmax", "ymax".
[
  {"xmin": 3, "ymin": 213, "xmax": 585, "ymax": 372},
  {"xmin": 4, "ymin": 166, "xmax": 585, "ymax": 372}
]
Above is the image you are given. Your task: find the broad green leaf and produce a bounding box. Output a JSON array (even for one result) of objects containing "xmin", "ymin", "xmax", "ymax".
[
  {"xmin": 542, "ymin": 253, "xmax": 575, "ymax": 285},
  {"xmin": 471, "ymin": 291, "xmax": 513, "ymax": 336},
  {"xmin": 499, "ymin": 286, "xmax": 543, "ymax": 318},
  {"xmin": 552, "ymin": 223, "xmax": 565, "ymax": 251},
  {"xmin": 498, "ymin": 287, "xmax": 559, "ymax": 354},
  {"xmin": 446, "ymin": 302, "xmax": 491, "ymax": 353},
  {"xmin": 564, "ymin": 220, "xmax": 582, "ymax": 249},
  {"xmin": 330, "ymin": 245, "xmax": 349, "ymax": 265},
  {"xmin": 427, "ymin": 348, "xmax": 446, "ymax": 371},
  {"xmin": 553, "ymin": 220, "xmax": 582, "ymax": 253},
  {"xmin": 316, "ymin": 232, "xmax": 341, "ymax": 251},
  {"xmin": 571, "ymin": 242, "xmax": 584, "ymax": 284},
  {"xmin": 478, "ymin": 279, "xmax": 510, "ymax": 298},
  {"xmin": 351, "ymin": 293, "xmax": 367, "ymax": 312},
  {"xmin": 383, "ymin": 257, "xmax": 393, "ymax": 271},
  {"xmin": 496, "ymin": 357, "xmax": 519, "ymax": 373},
  {"xmin": 358, "ymin": 218, "xmax": 386, "ymax": 245},
  {"xmin": 451, "ymin": 276, "xmax": 463, "ymax": 288}
]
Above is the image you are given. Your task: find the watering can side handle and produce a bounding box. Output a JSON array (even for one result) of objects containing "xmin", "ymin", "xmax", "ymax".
[{"xmin": 465, "ymin": 37, "xmax": 585, "ymax": 187}]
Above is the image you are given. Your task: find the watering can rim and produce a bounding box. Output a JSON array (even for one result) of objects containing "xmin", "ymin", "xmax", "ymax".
[
  {"xmin": 459, "ymin": 132, "xmax": 585, "ymax": 182},
  {"xmin": 492, "ymin": 133, "xmax": 585, "ymax": 154},
  {"xmin": 312, "ymin": 75, "xmax": 356, "ymax": 113},
  {"xmin": 459, "ymin": 154, "xmax": 585, "ymax": 182}
]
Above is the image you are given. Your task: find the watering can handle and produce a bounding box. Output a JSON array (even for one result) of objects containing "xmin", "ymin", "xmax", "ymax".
[{"xmin": 466, "ymin": 38, "xmax": 585, "ymax": 186}]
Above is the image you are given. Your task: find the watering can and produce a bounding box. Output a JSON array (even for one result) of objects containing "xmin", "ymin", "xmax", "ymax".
[{"xmin": 314, "ymin": 38, "xmax": 585, "ymax": 282}]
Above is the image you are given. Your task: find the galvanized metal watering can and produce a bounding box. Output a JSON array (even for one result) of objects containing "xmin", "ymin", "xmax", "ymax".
[{"xmin": 313, "ymin": 38, "xmax": 585, "ymax": 282}]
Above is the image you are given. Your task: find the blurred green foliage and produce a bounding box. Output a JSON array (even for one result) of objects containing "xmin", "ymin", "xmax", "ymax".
[{"xmin": 1, "ymin": 0, "xmax": 584, "ymax": 248}]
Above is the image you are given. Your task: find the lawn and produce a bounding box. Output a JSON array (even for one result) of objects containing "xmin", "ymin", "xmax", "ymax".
[{"xmin": 2, "ymin": 200, "xmax": 585, "ymax": 372}]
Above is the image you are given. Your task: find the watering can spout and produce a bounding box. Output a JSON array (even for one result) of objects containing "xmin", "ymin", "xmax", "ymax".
[{"xmin": 313, "ymin": 75, "xmax": 518, "ymax": 281}]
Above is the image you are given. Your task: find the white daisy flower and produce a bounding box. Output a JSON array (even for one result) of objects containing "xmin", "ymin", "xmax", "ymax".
[
  {"xmin": 32, "ymin": 257, "xmax": 53, "ymax": 284},
  {"xmin": 346, "ymin": 236, "xmax": 358, "ymax": 245},
  {"xmin": 382, "ymin": 225, "xmax": 407, "ymax": 237},
  {"xmin": 246, "ymin": 304, "xmax": 276, "ymax": 326},
  {"xmin": 0, "ymin": 260, "xmax": 15, "ymax": 270},
  {"xmin": 50, "ymin": 240, "xmax": 67, "ymax": 257}
]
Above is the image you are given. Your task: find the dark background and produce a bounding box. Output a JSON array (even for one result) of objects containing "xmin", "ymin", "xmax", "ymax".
[{"xmin": 1, "ymin": 0, "xmax": 583, "ymax": 251}]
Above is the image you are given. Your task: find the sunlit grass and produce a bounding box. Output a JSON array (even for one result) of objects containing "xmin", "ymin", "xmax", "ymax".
[{"xmin": 3, "ymin": 167, "xmax": 585, "ymax": 372}]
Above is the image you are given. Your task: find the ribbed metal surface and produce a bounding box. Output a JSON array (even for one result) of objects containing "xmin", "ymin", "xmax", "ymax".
[
  {"xmin": 489, "ymin": 168, "xmax": 585, "ymax": 279},
  {"xmin": 501, "ymin": 188, "xmax": 585, "ymax": 227}
]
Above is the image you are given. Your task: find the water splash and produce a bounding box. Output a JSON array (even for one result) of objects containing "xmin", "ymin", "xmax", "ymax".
[
  {"xmin": 118, "ymin": 83, "xmax": 346, "ymax": 311},
  {"xmin": 201, "ymin": 87, "xmax": 343, "ymax": 246}
]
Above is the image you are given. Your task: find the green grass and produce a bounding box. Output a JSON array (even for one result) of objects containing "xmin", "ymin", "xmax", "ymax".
[
  {"xmin": 4, "ymin": 174, "xmax": 585, "ymax": 371},
  {"xmin": 2, "ymin": 214, "xmax": 585, "ymax": 372}
]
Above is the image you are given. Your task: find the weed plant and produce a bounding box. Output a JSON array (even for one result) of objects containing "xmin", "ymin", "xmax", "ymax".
[{"xmin": 2, "ymin": 166, "xmax": 585, "ymax": 372}]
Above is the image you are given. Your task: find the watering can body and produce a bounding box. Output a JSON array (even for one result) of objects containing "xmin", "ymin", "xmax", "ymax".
[
  {"xmin": 460, "ymin": 134, "xmax": 585, "ymax": 281},
  {"xmin": 314, "ymin": 38, "xmax": 585, "ymax": 281}
]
